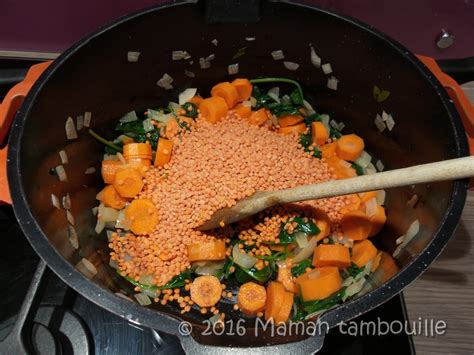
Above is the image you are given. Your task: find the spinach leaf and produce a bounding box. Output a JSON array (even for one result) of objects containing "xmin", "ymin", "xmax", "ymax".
[
  {"xmin": 219, "ymin": 259, "xmax": 235, "ymax": 280},
  {"xmin": 299, "ymin": 130, "xmax": 321, "ymax": 158},
  {"xmin": 351, "ymin": 163, "xmax": 364, "ymax": 176},
  {"xmin": 303, "ymin": 287, "xmax": 347, "ymax": 314},
  {"xmin": 291, "ymin": 259, "xmax": 313, "ymax": 277},
  {"xmin": 181, "ymin": 102, "xmax": 198, "ymax": 118},
  {"xmin": 275, "ymin": 218, "xmax": 320, "ymax": 245},
  {"xmin": 292, "ymin": 296, "xmax": 306, "ymax": 322},
  {"xmin": 116, "ymin": 120, "xmax": 146, "ymax": 135},
  {"xmin": 268, "ymin": 103, "xmax": 301, "ymax": 117},
  {"xmin": 235, "ymin": 265, "xmax": 272, "ymax": 283},
  {"xmin": 290, "ymin": 89, "xmax": 304, "ymax": 106},
  {"xmin": 255, "ymin": 250, "xmax": 289, "ymax": 262},
  {"xmin": 347, "ymin": 263, "xmax": 364, "ymax": 278},
  {"xmin": 304, "ymin": 113, "xmax": 322, "ymax": 126},
  {"xmin": 329, "ymin": 127, "xmax": 342, "ymax": 139}
]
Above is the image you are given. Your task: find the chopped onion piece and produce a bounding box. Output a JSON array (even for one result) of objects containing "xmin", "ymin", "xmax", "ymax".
[
  {"xmin": 365, "ymin": 198, "xmax": 377, "ymax": 217},
  {"xmin": 51, "ymin": 193, "xmax": 60, "ymax": 209},
  {"xmin": 393, "ymin": 219, "xmax": 420, "ymax": 258},
  {"xmin": 199, "ymin": 57, "xmax": 211, "ymax": 69},
  {"xmin": 375, "ymin": 160, "xmax": 384, "ymax": 172},
  {"xmin": 106, "ymin": 230, "xmax": 114, "ymax": 242},
  {"xmin": 59, "ymin": 150, "xmax": 68, "ymax": 164},
  {"xmin": 148, "ymin": 109, "xmax": 174, "ymax": 124},
  {"xmin": 232, "ymin": 244, "xmax": 257, "ymax": 269},
  {"xmin": 364, "ymin": 163, "xmax": 377, "ymax": 175},
  {"xmin": 206, "ymin": 54, "xmax": 215, "ymax": 62},
  {"xmin": 376, "ymin": 190, "xmax": 386, "ymax": 205},
  {"xmin": 322, "ymin": 63, "xmax": 333, "ymax": 74},
  {"xmin": 127, "ymin": 51, "xmax": 140, "ymax": 62},
  {"xmin": 103, "ymin": 154, "xmax": 117, "ymax": 161},
  {"xmin": 65, "ymin": 117, "xmax": 78, "ymax": 140},
  {"xmin": 172, "ymin": 50, "xmax": 185, "ymax": 60},
  {"xmin": 245, "ymin": 37, "xmax": 256, "ymax": 41},
  {"xmin": 271, "ymin": 50, "xmax": 285, "ymax": 60},
  {"xmin": 396, "ymin": 235, "xmax": 405, "ymax": 245},
  {"xmin": 283, "ymin": 61, "xmax": 299, "ymax": 71},
  {"xmin": 84, "ymin": 167, "xmax": 96, "ymax": 175},
  {"xmin": 84, "ymin": 112, "xmax": 92, "ymax": 127},
  {"xmin": 374, "ymin": 114, "xmax": 386, "ymax": 132},
  {"xmin": 310, "ymin": 45, "xmax": 321, "ymax": 67},
  {"xmin": 293, "ymin": 237, "xmax": 318, "ymax": 263},
  {"xmin": 179, "ymin": 88, "xmax": 197, "ymax": 105},
  {"xmin": 92, "ymin": 206, "xmax": 98, "ymax": 216},
  {"xmin": 320, "ymin": 114, "xmax": 330, "ymax": 130},
  {"xmin": 250, "ymin": 96, "xmax": 257, "ymax": 107},
  {"xmin": 62, "ymin": 193, "xmax": 71, "ymax": 209},
  {"xmin": 295, "ymin": 232, "xmax": 309, "ymax": 248},
  {"xmin": 330, "ymin": 120, "xmax": 338, "ymax": 129},
  {"xmin": 271, "ymin": 114, "xmax": 279, "ymax": 127},
  {"xmin": 119, "ymin": 111, "xmax": 138, "ymax": 123},
  {"xmin": 66, "ymin": 210, "xmax": 75, "ymax": 225},
  {"xmin": 386, "ymin": 114, "xmax": 395, "ymax": 131},
  {"xmin": 303, "ymin": 100, "xmax": 316, "ymax": 115},
  {"xmin": 267, "ymin": 92, "xmax": 280, "ymax": 104},
  {"xmin": 109, "ymin": 258, "xmax": 119, "ymax": 269},
  {"xmin": 354, "ymin": 150, "xmax": 372, "ymax": 168},
  {"xmin": 157, "ymin": 73, "xmax": 174, "ymax": 90},
  {"xmin": 139, "ymin": 274, "xmax": 154, "ymax": 286},
  {"xmin": 142, "ymin": 288, "xmax": 159, "ymax": 298},
  {"xmin": 55, "ymin": 165, "xmax": 68, "ymax": 182},
  {"xmin": 342, "ymin": 277, "xmax": 366, "ymax": 301},
  {"xmin": 337, "ymin": 122, "xmax": 345, "ymax": 130},
  {"xmin": 228, "ymin": 63, "xmax": 239, "ymax": 75},
  {"xmin": 68, "ymin": 225, "xmax": 79, "ymax": 249},
  {"xmin": 116, "ymin": 152, "xmax": 127, "ymax": 164},
  {"xmin": 281, "ymin": 95, "xmax": 291, "ymax": 104},
  {"xmin": 211, "ymin": 38, "xmax": 218, "ymax": 46},
  {"xmin": 183, "ymin": 51, "xmax": 191, "ymax": 60},
  {"xmin": 194, "ymin": 261, "xmax": 225, "ymax": 276},
  {"xmin": 267, "ymin": 87, "xmax": 280, "ymax": 103},
  {"xmin": 168, "ymin": 102, "xmax": 181, "ymax": 113},
  {"xmin": 242, "ymin": 100, "xmax": 252, "ymax": 108},
  {"xmin": 184, "ymin": 69, "xmax": 195, "ymax": 78},
  {"xmin": 382, "ymin": 110, "xmax": 389, "ymax": 121},
  {"xmin": 142, "ymin": 118, "xmax": 154, "ymax": 132},
  {"xmin": 342, "ymin": 276, "xmax": 355, "ymax": 287},
  {"xmin": 95, "ymin": 219, "xmax": 106, "ymax": 234},
  {"xmin": 76, "ymin": 115, "xmax": 84, "ymax": 131},
  {"xmin": 135, "ymin": 293, "xmax": 151, "ymax": 306},
  {"xmin": 327, "ymin": 76, "xmax": 338, "ymax": 90},
  {"xmin": 98, "ymin": 204, "xmax": 119, "ymax": 222},
  {"xmin": 76, "ymin": 258, "xmax": 97, "ymax": 279},
  {"xmin": 407, "ymin": 194, "xmax": 419, "ymax": 208}
]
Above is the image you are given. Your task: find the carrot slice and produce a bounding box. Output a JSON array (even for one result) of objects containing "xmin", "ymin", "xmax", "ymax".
[
  {"xmin": 126, "ymin": 158, "xmax": 151, "ymax": 177},
  {"xmin": 340, "ymin": 194, "xmax": 362, "ymax": 215},
  {"xmin": 101, "ymin": 160, "xmax": 124, "ymax": 184},
  {"xmin": 340, "ymin": 210, "xmax": 372, "ymax": 241},
  {"xmin": 100, "ymin": 185, "xmax": 128, "ymax": 209},
  {"xmin": 190, "ymin": 275, "xmax": 222, "ymax": 307},
  {"xmin": 314, "ymin": 209, "xmax": 331, "ymax": 242},
  {"xmin": 278, "ymin": 123, "xmax": 307, "ymax": 135},
  {"xmin": 113, "ymin": 167, "xmax": 144, "ymax": 198},
  {"xmin": 369, "ymin": 205, "xmax": 386, "ymax": 237},
  {"xmin": 274, "ymin": 290, "xmax": 294, "ymax": 324},
  {"xmin": 211, "ymin": 82, "xmax": 239, "ymax": 109},
  {"xmin": 237, "ymin": 282, "xmax": 267, "ymax": 316},
  {"xmin": 231, "ymin": 78, "xmax": 253, "ymax": 102},
  {"xmin": 234, "ymin": 103, "xmax": 252, "ymax": 119},
  {"xmin": 187, "ymin": 239, "xmax": 226, "ymax": 262},
  {"xmin": 311, "ymin": 121, "xmax": 329, "ymax": 146},
  {"xmin": 335, "ymin": 134, "xmax": 365, "ymax": 161},
  {"xmin": 326, "ymin": 155, "xmax": 357, "ymax": 179},
  {"xmin": 351, "ymin": 239, "xmax": 378, "ymax": 268},
  {"xmin": 268, "ymin": 244, "xmax": 295, "ymax": 252},
  {"xmin": 278, "ymin": 114, "xmax": 303, "ymax": 127},
  {"xmin": 321, "ymin": 142, "xmax": 336, "ymax": 159},
  {"xmin": 264, "ymin": 282, "xmax": 286, "ymax": 321},
  {"xmin": 313, "ymin": 244, "xmax": 351, "ymax": 269},
  {"xmin": 123, "ymin": 143, "xmax": 152, "ymax": 160},
  {"xmin": 154, "ymin": 138, "xmax": 173, "ymax": 167},
  {"xmin": 188, "ymin": 95, "xmax": 203, "ymax": 107},
  {"xmin": 277, "ymin": 262, "xmax": 298, "ymax": 293},
  {"xmin": 248, "ymin": 108, "xmax": 268, "ymax": 126},
  {"xmin": 124, "ymin": 198, "xmax": 159, "ymax": 235},
  {"xmin": 373, "ymin": 252, "xmax": 399, "ymax": 283},
  {"xmin": 199, "ymin": 96, "xmax": 228, "ymax": 123},
  {"xmin": 296, "ymin": 267, "xmax": 342, "ymax": 301}
]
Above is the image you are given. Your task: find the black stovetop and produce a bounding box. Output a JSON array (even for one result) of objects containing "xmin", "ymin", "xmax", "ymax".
[{"xmin": 0, "ymin": 59, "xmax": 415, "ymax": 354}]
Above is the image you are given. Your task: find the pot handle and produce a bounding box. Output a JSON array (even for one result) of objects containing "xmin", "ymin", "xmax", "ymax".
[
  {"xmin": 0, "ymin": 61, "xmax": 51, "ymax": 204},
  {"xmin": 416, "ymin": 55, "xmax": 474, "ymax": 155}
]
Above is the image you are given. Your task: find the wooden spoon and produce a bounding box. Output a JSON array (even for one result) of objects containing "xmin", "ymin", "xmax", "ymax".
[{"xmin": 198, "ymin": 156, "xmax": 474, "ymax": 230}]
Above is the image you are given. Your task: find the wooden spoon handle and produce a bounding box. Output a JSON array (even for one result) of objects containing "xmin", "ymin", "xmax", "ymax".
[{"xmin": 274, "ymin": 156, "xmax": 474, "ymax": 204}]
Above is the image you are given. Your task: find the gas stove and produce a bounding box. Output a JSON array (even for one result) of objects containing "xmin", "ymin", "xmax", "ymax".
[{"xmin": 0, "ymin": 59, "xmax": 415, "ymax": 355}]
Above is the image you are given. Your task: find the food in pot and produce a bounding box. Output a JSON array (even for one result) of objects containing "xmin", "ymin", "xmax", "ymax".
[{"xmin": 90, "ymin": 77, "xmax": 398, "ymax": 322}]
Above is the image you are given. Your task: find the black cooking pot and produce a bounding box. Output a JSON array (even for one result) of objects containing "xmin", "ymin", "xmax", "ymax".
[{"xmin": 1, "ymin": 1, "xmax": 472, "ymax": 352}]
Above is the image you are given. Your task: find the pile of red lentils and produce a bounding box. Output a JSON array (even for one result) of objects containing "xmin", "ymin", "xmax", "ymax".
[{"xmin": 109, "ymin": 112, "xmax": 355, "ymax": 290}]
